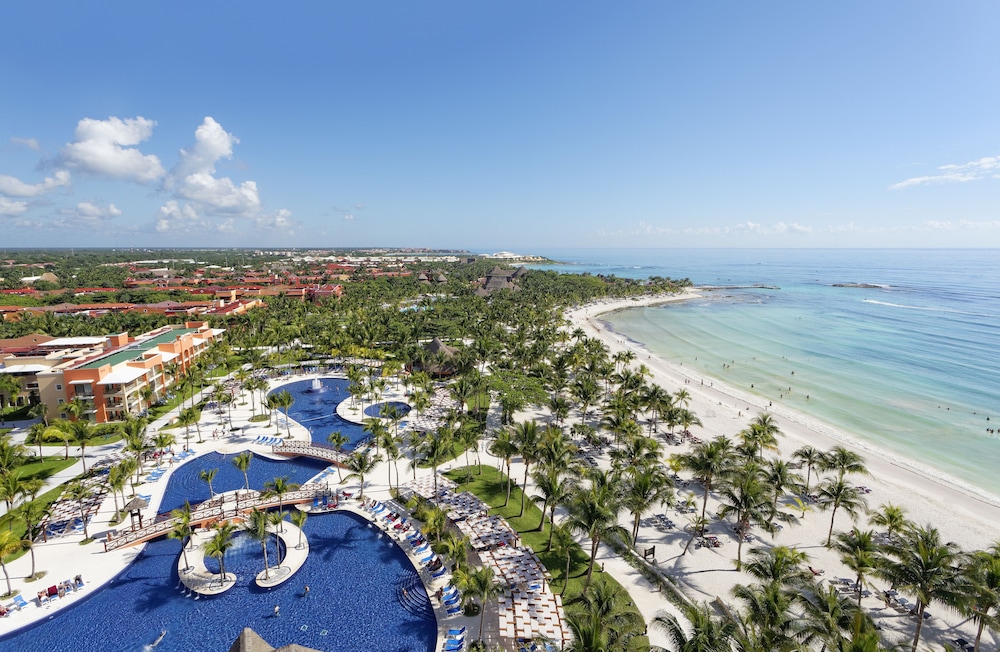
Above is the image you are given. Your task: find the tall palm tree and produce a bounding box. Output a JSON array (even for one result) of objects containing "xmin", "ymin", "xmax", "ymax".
[
  {"xmin": 199, "ymin": 467, "xmax": 218, "ymax": 498},
  {"xmin": 326, "ymin": 430, "xmax": 348, "ymax": 483},
  {"xmin": 822, "ymin": 446, "xmax": 868, "ymax": 480},
  {"xmin": 623, "ymin": 464, "xmax": 673, "ymax": 545},
  {"xmin": 792, "ymin": 445, "xmax": 825, "ymax": 496},
  {"xmin": 817, "ymin": 477, "xmax": 868, "ymax": 546},
  {"xmin": 176, "ymin": 407, "xmax": 198, "ymax": 449},
  {"xmin": 963, "ymin": 545, "xmax": 1000, "ymax": 652},
  {"xmin": 549, "ymin": 522, "xmax": 577, "ymax": 590},
  {"xmin": 565, "ymin": 576, "xmax": 644, "ymax": 651},
  {"xmin": 458, "ymin": 565, "xmax": 505, "ymax": 638},
  {"xmin": 243, "ymin": 508, "xmax": 272, "ymax": 580},
  {"xmin": 875, "ymin": 524, "xmax": 967, "ymax": 652},
  {"xmin": 153, "ymin": 431, "xmax": 176, "ymax": 467},
  {"xmin": 512, "ymin": 419, "xmax": 541, "ymax": 517},
  {"xmin": 564, "ymin": 469, "xmax": 630, "ymax": 589},
  {"xmin": 834, "ymin": 529, "xmax": 878, "ymax": 606},
  {"xmin": 343, "ymin": 450, "xmax": 381, "ymax": 500},
  {"xmin": 867, "ymin": 502, "xmax": 909, "ymax": 541},
  {"xmin": 276, "ymin": 389, "xmax": 295, "ymax": 437},
  {"xmin": 764, "ymin": 458, "xmax": 802, "ymax": 525},
  {"xmin": 168, "ymin": 501, "xmax": 194, "ymax": 572},
  {"xmin": 232, "ymin": 451, "xmax": 253, "ymax": 492},
  {"xmin": 717, "ymin": 466, "xmax": 786, "ymax": 568},
  {"xmin": 731, "ymin": 579, "xmax": 801, "ymax": 652},
  {"xmin": 680, "ymin": 435, "xmax": 735, "ymax": 527},
  {"xmin": 651, "ymin": 601, "xmax": 737, "ymax": 652},
  {"xmin": 488, "ymin": 429, "xmax": 517, "ymax": 507},
  {"xmin": 64, "ymin": 480, "xmax": 91, "ymax": 540},
  {"xmin": 531, "ymin": 465, "xmax": 575, "ymax": 541},
  {"xmin": 263, "ymin": 476, "xmax": 300, "ymax": 531},
  {"xmin": 797, "ymin": 586, "xmax": 869, "ymax": 651},
  {"xmin": 204, "ymin": 521, "xmax": 237, "ymax": 587},
  {"xmin": 290, "ymin": 509, "xmax": 307, "ymax": 549},
  {"xmin": 418, "ymin": 428, "xmax": 453, "ymax": 504},
  {"xmin": 0, "ymin": 529, "xmax": 30, "ymax": 596},
  {"xmin": 18, "ymin": 499, "xmax": 49, "ymax": 579}
]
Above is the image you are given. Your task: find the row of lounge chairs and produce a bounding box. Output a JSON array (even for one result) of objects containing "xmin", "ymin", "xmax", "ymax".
[
  {"xmin": 43, "ymin": 515, "xmax": 91, "ymax": 539},
  {"xmin": 253, "ymin": 435, "xmax": 283, "ymax": 446},
  {"xmin": 443, "ymin": 626, "xmax": 466, "ymax": 651}
]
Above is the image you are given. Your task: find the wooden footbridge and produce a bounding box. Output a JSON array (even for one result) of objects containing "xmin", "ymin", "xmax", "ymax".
[
  {"xmin": 270, "ymin": 440, "xmax": 349, "ymax": 466},
  {"xmin": 103, "ymin": 485, "xmax": 330, "ymax": 552}
]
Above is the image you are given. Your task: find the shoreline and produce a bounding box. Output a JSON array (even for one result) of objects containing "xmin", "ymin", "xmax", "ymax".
[{"xmin": 567, "ymin": 289, "xmax": 1000, "ymax": 550}]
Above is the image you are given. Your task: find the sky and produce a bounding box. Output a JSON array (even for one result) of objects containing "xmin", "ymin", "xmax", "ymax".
[{"xmin": 1, "ymin": 1, "xmax": 999, "ymax": 250}]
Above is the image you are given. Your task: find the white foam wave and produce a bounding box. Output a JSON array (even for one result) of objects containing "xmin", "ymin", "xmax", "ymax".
[{"xmin": 862, "ymin": 298, "xmax": 990, "ymax": 317}]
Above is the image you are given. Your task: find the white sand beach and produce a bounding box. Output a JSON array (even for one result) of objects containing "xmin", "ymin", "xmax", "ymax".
[{"xmin": 559, "ymin": 289, "xmax": 1000, "ymax": 649}]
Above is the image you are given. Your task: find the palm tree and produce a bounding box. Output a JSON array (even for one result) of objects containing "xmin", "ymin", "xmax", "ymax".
[
  {"xmin": 168, "ymin": 501, "xmax": 195, "ymax": 572},
  {"xmin": 797, "ymin": 586, "xmax": 869, "ymax": 651},
  {"xmin": 204, "ymin": 521, "xmax": 237, "ymax": 587},
  {"xmin": 564, "ymin": 470, "xmax": 630, "ymax": 589},
  {"xmin": 41, "ymin": 423, "xmax": 73, "ymax": 460},
  {"xmin": 263, "ymin": 476, "xmax": 300, "ymax": 531},
  {"xmin": 457, "ymin": 425, "xmax": 480, "ymax": 484},
  {"xmin": 18, "ymin": 500, "xmax": 49, "ymax": 578},
  {"xmin": 822, "ymin": 446, "xmax": 868, "ymax": 480},
  {"xmin": 834, "ymin": 529, "xmax": 878, "ymax": 606},
  {"xmin": 531, "ymin": 465, "xmax": 574, "ymax": 538},
  {"xmin": 232, "ymin": 451, "xmax": 253, "ymax": 492},
  {"xmin": 343, "ymin": 450, "xmax": 381, "ymax": 500},
  {"xmin": 817, "ymin": 477, "xmax": 868, "ymax": 546},
  {"xmin": 792, "ymin": 445, "xmax": 825, "ymax": 496},
  {"xmin": 651, "ymin": 600, "xmax": 737, "ymax": 652},
  {"xmin": 731, "ymin": 579, "xmax": 801, "ymax": 652},
  {"xmin": 565, "ymin": 576, "xmax": 644, "ymax": 651},
  {"xmin": 457, "ymin": 565, "xmax": 505, "ymax": 638},
  {"xmin": 243, "ymin": 508, "xmax": 272, "ymax": 580},
  {"xmin": 717, "ymin": 466, "xmax": 785, "ymax": 567},
  {"xmin": 290, "ymin": 509, "xmax": 307, "ymax": 549},
  {"xmin": 867, "ymin": 502, "xmax": 909, "ymax": 541},
  {"xmin": 0, "ymin": 529, "xmax": 30, "ymax": 596},
  {"xmin": 176, "ymin": 407, "xmax": 198, "ymax": 449},
  {"xmin": 199, "ymin": 467, "xmax": 219, "ymax": 498},
  {"xmin": 680, "ymin": 435, "xmax": 735, "ymax": 527},
  {"xmin": 963, "ymin": 545, "xmax": 1000, "ymax": 652},
  {"xmin": 153, "ymin": 431, "xmax": 176, "ymax": 467},
  {"xmin": 549, "ymin": 522, "xmax": 577, "ymax": 592},
  {"xmin": 511, "ymin": 419, "xmax": 541, "ymax": 517},
  {"xmin": 418, "ymin": 428, "xmax": 453, "ymax": 504},
  {"xmin": 875, "ymin": 525, "xmax": 967, "ymax": 652},
  {"xmin": 738, "ymin": 413, "xmax": 782, "ymax": 460},
  {"xmin": 65, "ymin": 480, "xmax": 92, "ymax": 540},
  {"xmin": 623, "ymin": 464, "xmax": 673, "ymax": 545},
  {"xmin": 488, "ymin": 429, "xmax": 517, "ymax": 507},
  {"xmin": 28, "ymin": 401, "xmax": 49, "ymax": 427},
  {"xmin": 327, "ymin": 431, "xmax": 348, "ymax": 483},
  {"xmin": 764, "ymin": 458, "xmax": 802, "ymax": 525},
  {"xmin": 276, "ymin": 389, "xmax": 295, "ymax": 437}
]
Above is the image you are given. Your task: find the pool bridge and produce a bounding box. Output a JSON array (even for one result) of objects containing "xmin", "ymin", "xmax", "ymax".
[
  {"xmin": 103, "ymin": 485, "xmax": 330, "ymax": 552},
  {"xmin": 270, "ymin": 440, "xmax": 349, "ymax": 467}
]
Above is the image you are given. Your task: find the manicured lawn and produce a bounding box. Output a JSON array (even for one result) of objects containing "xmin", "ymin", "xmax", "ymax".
[
  {"xmin": 445, "ymin": 465, "xmax": 650, "ymax": 650},
  {"xmin": 14, "ymin": 455, "xmax": 77, "ymax": 483}
]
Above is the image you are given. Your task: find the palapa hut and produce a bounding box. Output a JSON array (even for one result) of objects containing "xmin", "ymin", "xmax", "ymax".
[
  {"xmin": 414, "ymin": 337, "xmax": 460, "ymax": 377},
  {"xmin": 228, "ymin": 627, "xmax": 321, "ymax": 652}
]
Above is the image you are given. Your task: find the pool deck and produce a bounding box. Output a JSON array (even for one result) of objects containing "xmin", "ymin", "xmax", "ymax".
[{"xmin": 178, "ymin": 529, "xmax": 238, "ymax": 596}]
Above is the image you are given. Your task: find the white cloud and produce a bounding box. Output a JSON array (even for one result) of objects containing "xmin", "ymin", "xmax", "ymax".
[
  {"xmin": 167, "ymin": 117, "xmax": 260, "ymax": 215},
  {"xmin": 74, "ymin": 201, "xmax": 122, "ymax": 219},
  {"xmin": 0, "ymin": 170, "xmax": 71, "ymax": 197},
  {"xmin": 891, "ymin": 155, "xmax": 1000, "ymax": 190},
  {"xmin": 63, "ymin": 116, "xmax": 165, "ymax": 182},
  {"xmin": 256, "ymin": 209, "xmax": 294, "ymax": 230},
  {"xmin": 342, "ymin": 214, "xmax": 355, "ymax": 221},
  {"xmin": 0, "ymin": 197, "xmax": 28, "ymax": 216},
  {"xmin": 154, "ymin": 200, "xmax": 202, "ymax": 232},
  {"xmin": 11, "ymin": 137, "xmax": 40, "ymax": 151}
]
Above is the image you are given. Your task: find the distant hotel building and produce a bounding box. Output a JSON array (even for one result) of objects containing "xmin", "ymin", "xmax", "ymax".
[{"xmin": 0, "ymin": 322, "xmax": 222, "ymax": 423}]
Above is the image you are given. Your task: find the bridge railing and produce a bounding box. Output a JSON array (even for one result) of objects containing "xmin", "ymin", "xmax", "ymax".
[
  {"xmin": 103, "ymin": 485, "xmax": 330, "ymax": 552},
  {"xmin": 272, "ymin": 441, "xmax": 348, "ymax": 465}
]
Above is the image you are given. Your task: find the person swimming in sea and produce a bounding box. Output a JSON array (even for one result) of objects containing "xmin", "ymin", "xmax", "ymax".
[{"xmin": 152, "ymin": 630, "xmax": 166, "ymax": 647}]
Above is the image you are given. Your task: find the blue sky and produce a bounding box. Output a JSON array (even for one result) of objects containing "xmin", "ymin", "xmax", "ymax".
[{"xmin": 1, "ymin": 2, "xmax": 998, "ymax": 250}]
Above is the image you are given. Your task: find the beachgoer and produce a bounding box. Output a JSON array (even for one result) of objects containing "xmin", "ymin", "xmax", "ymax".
[
  {"xmin": 274, "ymin": 605, "xmax": 280, "ymax": 617},
  {"xmin": 303, "ymin": 585, "xmax": 310, "ymax": 597}
]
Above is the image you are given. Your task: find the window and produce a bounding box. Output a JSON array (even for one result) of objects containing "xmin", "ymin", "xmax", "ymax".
[
  {"xmin": 58, "ymin": 398, "xmax": 64, "ymax": 404},
  {"xmin": 56, "ymin": 384, "xmax": 63, "ymax": 390}
]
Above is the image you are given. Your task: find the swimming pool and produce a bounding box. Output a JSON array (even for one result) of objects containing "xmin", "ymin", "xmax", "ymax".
[
  {"xmin": 0, "ymin": 454, "xmax": 436, "ymax": 652},
  {"xmin": 269, "ymin": 378, "xmax": 374, "ymax": 450}
]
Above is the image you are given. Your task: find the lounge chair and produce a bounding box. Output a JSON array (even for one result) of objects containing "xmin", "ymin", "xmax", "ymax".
[
  {"xmin": 413, "ymin": 543, "xmax": 429, "ymax": 554},
  {"xmin": 444, "ymin": 636, "xmax": 464, "ymax": 649},
  {"xmin": 443, "ymin": 594, "xmax": 460, "ymax": 606},
  {"xmin": 447, "ymin": 627, "xmax": 466, "ymax": 638},
  {"xmin": 445, "ymin": 605, "xmax": 462, "ymax": 616},
  {"xmin": 419, "ymin": 552, "xmax": 436, "ymax": 564},
  {"xmin": 12, "ymin": 594, "xmax": 28, "ymax": 610},
  {"xmin": 431, "ymin": 567, "xmax": 447, "ymax": 579}
]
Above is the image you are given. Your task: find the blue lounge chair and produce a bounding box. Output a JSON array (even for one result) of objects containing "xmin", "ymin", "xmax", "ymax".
[
  {"xmin": 443, "ymin": 594, "xmax": 460, "ymax": 606},
  {"xmin": 445, "ymin": 638, "xmax": 464, "ymax": 651},
  {"xmin": 432, "ymin": 567, "xmax": 448, "ymax": 579},
  {"xmin": 420, "ymin": 553, "xmax": 436, "ymax": 564},
  {"xmin": 447, "ymin": 627, "xmax": 466, "ymax": 638},
  {"xmin": 12, "ymin": 594, "xmax": 28, "ymax": 610}
]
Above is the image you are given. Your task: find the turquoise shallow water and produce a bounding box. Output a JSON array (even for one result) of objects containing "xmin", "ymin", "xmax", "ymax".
[{"xmin": 528, "ymin": 249, "xmax": 1000, "ymax": 499}]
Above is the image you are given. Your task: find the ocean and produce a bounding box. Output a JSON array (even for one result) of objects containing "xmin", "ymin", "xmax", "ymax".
[{"xmin": 527, "ymin": 248, "xmax": 1000, "ymax": 502}]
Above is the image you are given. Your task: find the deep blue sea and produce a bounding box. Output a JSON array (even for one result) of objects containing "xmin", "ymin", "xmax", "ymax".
[{"xmin": 527, "ymin": 248, "xmax": 1000, "ymax": 501}]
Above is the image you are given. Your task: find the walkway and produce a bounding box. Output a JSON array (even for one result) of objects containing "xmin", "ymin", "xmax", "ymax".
[{"xmin": 270, "ymin": 440, "xmax": 348, "ymax": 467}]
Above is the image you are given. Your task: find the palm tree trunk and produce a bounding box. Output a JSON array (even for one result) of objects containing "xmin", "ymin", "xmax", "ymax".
[
  {"xmin": 827, "ymin": 507, "xmax": 838, "ymax": 546},
  {"xmin": 537, "ymin": 499, "xmax": 548, "ymax": 531},
  {"xmin": 504, "ymin": 461, "xmax": 512, "ymax": 507},
  {"xmin": 519, "ymin": 463, "xmax": 530, "ymax": 517},
  {"xmin": 585, "ymin": 538, "xmax": 599, "ymax": 588},
  {"xmin": 911, "ymin": 603, "xmax": 925, "ymax": 652}
]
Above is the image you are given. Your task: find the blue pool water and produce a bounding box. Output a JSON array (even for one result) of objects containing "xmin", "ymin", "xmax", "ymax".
[
  {"xmin": 363, "ymin": 402, "xmax": 412, "ymax": 419},
  {"xmin": 270, "ymin": 378, "xmax": 374, "ymax": 450},
  {"xmin": 0, "ymin": 455, "xmax": 436, "ymax": 651}
]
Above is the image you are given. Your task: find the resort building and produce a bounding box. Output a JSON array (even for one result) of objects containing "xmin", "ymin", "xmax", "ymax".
[{"xmin": 0, "ymin": 322, "xmax": 223, "ymax": 423}]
